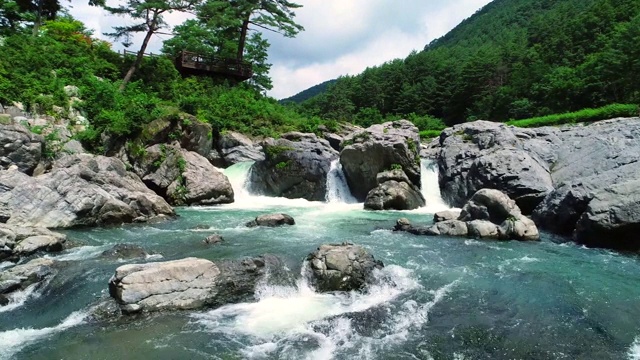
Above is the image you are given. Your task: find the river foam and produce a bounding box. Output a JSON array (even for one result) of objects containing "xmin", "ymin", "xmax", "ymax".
[
  {"xmin": 192, "ymin": 264, "xmax": 457, "ymax": 359},
  {"xmin": 0, "ymin": 310, "xmax": 88, "ymax": 360},
  {"xmin": 629, "ymin": 337, "xmax": 640, "ymax": 360}
]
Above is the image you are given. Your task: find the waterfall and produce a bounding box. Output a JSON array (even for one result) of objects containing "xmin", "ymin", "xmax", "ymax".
[
  {"xmin": 223, "ymin": 161, "xmax": 254, "ymax": 200},
  {"xmin": 420, "ymin": 159, "xmax": 450, "ymax": 212},
  {"xmin": 325, "ymin": 160, "xmax": 358, "ymax": 204}
]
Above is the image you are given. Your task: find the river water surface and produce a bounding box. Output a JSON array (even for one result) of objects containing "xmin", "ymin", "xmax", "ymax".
[{"xmin": 1, "ymin": 161, "xmax": 639, "ymax": 360}]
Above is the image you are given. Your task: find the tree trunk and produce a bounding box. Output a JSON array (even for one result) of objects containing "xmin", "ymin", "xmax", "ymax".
[
  {"xmin": 236, "ymin": 18, "xmax": 250, "ymax": 63},
  {"xmin": 119, "ymin": 13, "xmax": 158, "ymax": 92}
]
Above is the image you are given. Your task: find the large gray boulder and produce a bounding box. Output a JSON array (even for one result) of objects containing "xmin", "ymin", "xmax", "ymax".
[
  {"xmin": 364, "ymin": 169, "xmax": 425, "ymax": 210},
  {"xmin": 459, "ymin": 189, "xmax": 539, "ymax": 241},
  {"xmin": 109, "ymin": 255, "xmax": 284, "ymax": 314},
  {"xmin": 249, "ymin": 132, "xmax": 337, "ymax": 201},
  {"xmin": 0, "ymin": 154, "xmax": 174, "ymax": 228},
  {"xmin": 340, "ymin": 120, "xmax": 421, "ymax": 201},
  {"xmin": 109, "ymin": 257, "xmax": 220, "ymax": 314},
  {"xmin": 135, "ymin": 116, "xmax": 213, "ymax": 159},
  {"xmin": 435, "ymin": 121, "xmax": 553, "ymax": 214},
  {"xmin": 529, "ymin": 118, "xmax": 640, "ymax": 250},
  {"xmin": 0, "ymin": 124, "xmax": 44, "ymax": 175},
  {"xmin": 132, "ymin": 144, "xmax": 233, "ymax": 206},
  {"xmin": 215, "ymin": 131, "xmax": 264, "ymax": 166},
  {"xmin": 307, "ymin": 243, "xmax": 383, "ymax": 292}
]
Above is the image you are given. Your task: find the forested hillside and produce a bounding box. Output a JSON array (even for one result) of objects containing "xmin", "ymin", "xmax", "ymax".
[
  {"xmin": 296, "ymin": 0, "xmax": 640, "ymax": 126},
  {"xmin": 280, "ymin": 79, "xmax": 336, "ymax": 104}
]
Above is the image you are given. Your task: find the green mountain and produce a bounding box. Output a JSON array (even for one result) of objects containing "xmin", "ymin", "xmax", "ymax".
[
  {"xmin": 300, "ymin": 0, "xmax": 640, "ymax": 125},
  {"xmin": 280, "ymin": 79, "xmax": 336, "ymax": 104}
]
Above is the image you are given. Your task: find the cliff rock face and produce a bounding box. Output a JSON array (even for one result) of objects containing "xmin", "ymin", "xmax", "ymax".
[
  {"xmin": 0, "ymin": 124, "xmax": 44, "ymax": 175},
  {"xmin": 435, "ymin": 121, "xmax": 553, "ymax": 214},
  {"xmin": 340, "ymin": 120, "xmax": 421, "ymax": 201},
  {"xmin": 0, "ymin": 154, "xmax": 174, "ymax": 228},
  {"xmin": 431, "ymin": 118, "xmax": 640, "ymax": 250},
  {"xmin": 249, "ymin": 132, "xmax": 337, "ymax": 201},
  {"xmin": 528, "ymin": 118, "xmax": 640, "ymax": 250},
  {"xmin": 131, "ymin": 144, "xmax": 233, "ymax": 206}
]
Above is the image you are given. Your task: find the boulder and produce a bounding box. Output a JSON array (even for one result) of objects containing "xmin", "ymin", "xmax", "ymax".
[
  {"xmin": 340, "ymin": 120, "xmax": 422, "ymax": 201},
  {"xmin": 467, "ymin": 220, "xmax": 501, "ymax": 239},
  {"xmin": 246, "ymin": 213, "xmax": 295, "ymax": 227},
  {"xmin": 393, "ymin": 218, "xmax": 439, "ymax": 236},
  {"xmin": 109, "ymin": 255, "xmax": 284, "ymax": 314},
  {"xmin": 0, "ymin": 258, "xmax": 56, "ymax": 300},
  {"xmin": 429, "ymin": 220, "xmax": 469, "ymax": 237},
  {"xmin": 435, "ymin": 121, "xmax": 553, "ymax": 214},
  {"xmin": 393, "ymin": 189, "xmax": 539, "ymax": 241},
  {"xmin": 0, "ymin": 123, "xmax": 44, "ymax": 175},
  {"xmin": 132, "ymin": 144, "xmax": 234, "ymax": 206},
  {"xmin": 109, "ymin": 257, "xmax": 220, "ymax": 314},
  {"xmin": 135, "ymin": 116, "xmax": 213, "ymax": 158},
  {"xmin": 460, "ymin": 189, "xmax": 539, "ymax": 241},
  {"xmin": 249, "ymin": 132, "xmax": 337, "ymax": 201},
  {"xmin": 434, "ymin": 210, "xmax": 461, "ymax": 223},
  {"xmin": 14, "ymin": 235, "xmax": 64, "ymax": 256},
  {"xmin": 364, "ymin": 169, "xmax": 425, "ymax": 210},
  {"xmin": 216, "ymin": 131, "xmax": 264, "ymax": 166},
  {"xmin": 306, "ymin": 243, "xmax": 383, "ymax": 292},
  {"xmin": 101, "ymin": 244, "xmax": 149, "ymax": 260},
  {"xmin": 0, "ymin": 154, "xmax": 174, "ymax": 228}
]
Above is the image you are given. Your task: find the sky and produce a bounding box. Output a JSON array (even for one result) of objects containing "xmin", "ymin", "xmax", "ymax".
[{"xmin": 68, "ymin": 0, "xmax": 493, "ymax": 99}]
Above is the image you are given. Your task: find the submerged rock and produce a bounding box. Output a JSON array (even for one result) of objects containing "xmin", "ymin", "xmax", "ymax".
[
  {"xmin": 306, "ymin": 243, "xmax": 383, "ymax": 292},
  {"xmin": 101, "ymin": 244, "xmax": 149, "ymax": 260},
  {"xmin": 364, "ymin": 169, "xmax": 425, "ymax": 210},
  {"xmin": 249, "ymin": 132, "xmax": 337, "ymax": 201},
  {"xmin": 0, "ymin": 258, "xmax": 56, "ymax": 301},
  {"xmin": 203, "ymin": 234, "xmax": 224, "ymax": 245},
  {"xmin": 246, "ymin": 213, "xmax": 295, "ymax": 227},
  {"xmin": 340, "ymin": 120, "xmax": 422, "ymax": 201},
  {"xmin": 0, "ymin": 154, "xmax": 174, "ymax": 228}
]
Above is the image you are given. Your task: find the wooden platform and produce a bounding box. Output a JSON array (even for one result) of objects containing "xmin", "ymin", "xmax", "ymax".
[
  {"xmin": 174, "ymin": 51, "xmax": 253, "ymax": 81},
  {"xmin": 119, "ymin": 50, "xmax": 253, "ymax": 82}
]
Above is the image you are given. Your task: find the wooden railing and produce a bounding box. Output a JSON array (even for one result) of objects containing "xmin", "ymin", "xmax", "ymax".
[
  {"xmin": 176, "ymin": 51, "xmax": 253, "ymax": 80},
  {"xmin": 118, "ymin": 50, "xmax": 253, "ymax": 81}
]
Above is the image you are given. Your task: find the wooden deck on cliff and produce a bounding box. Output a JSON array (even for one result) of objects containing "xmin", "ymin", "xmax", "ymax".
[
  {"xmin": 120, "ymin": 50, "xmax": 253, "ymax": 81},
  {"xmin": 174, "ymin": 51, "xmax": 253, "ymax": 81}
]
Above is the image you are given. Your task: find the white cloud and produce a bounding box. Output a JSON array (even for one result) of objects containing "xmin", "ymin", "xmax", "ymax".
[{"xmin": 67, "ymin": 0, "xmax": 492, "ymax": 99}]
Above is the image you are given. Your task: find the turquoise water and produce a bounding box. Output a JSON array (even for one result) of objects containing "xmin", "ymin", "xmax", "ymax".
[{"xmin": 0, "ymin": 162, "xmax": 639, "ymax": 360}]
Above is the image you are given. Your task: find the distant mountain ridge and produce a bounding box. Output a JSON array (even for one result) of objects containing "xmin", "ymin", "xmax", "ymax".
[
  {"xmin": 279, "ymin": 79, "xmax": 337, "ymax": 103},
  {"xmin": 294, "ymin": 0, "xmax": 640, "ymax": 125}
]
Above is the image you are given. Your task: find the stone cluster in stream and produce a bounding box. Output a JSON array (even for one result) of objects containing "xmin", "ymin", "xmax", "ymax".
[{"xmin": 395, "ymin": 188, "xmax": 539, "ymax": 241}]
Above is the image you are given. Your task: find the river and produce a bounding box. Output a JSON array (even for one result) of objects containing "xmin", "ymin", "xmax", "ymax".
[{"xmin": 1, "ymin": 161, "xmax": 639, "ymax": 360}]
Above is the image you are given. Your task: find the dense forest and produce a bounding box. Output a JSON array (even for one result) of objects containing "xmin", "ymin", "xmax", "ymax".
[{"xmin": 293, "ymin": 0, "xmax": 640, "ymax": 127}]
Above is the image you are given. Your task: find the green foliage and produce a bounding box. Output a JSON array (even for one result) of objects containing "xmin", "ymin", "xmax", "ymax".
[
  {"xmin": 265, "ymin": 145, "xmax": 294, "ymax": 159},
  {"xmin": 390, "ymin": 163, "xmax": 402, "ymax": 171},
  {"xmin": 275, "ymin": 161, "xmax": 289, "ymax": 169},
  {"xmin": 507, "ymin": 103, "xmax": 639, "ymax": 128}
]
